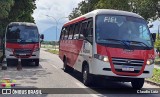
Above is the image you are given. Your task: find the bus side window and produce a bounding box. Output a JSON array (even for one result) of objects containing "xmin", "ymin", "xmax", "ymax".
[
  {"xmin": 60, "ymin": 27, "xmax": 65, "ymax": 40},
  {"xmin": 79, "ymin": 22, "xmax": 87, "ymax": 39},
  {"xmin": 73, "ymin": 23, "xmax": 80, "ymax": 39},
  {"xmin": 87, "ymin": 20, "xmax": 93, "ymax": 37},
  {"xmin": 64, "ymin": 26, "xmax": 69, "ymax": 40},
  {"xmin": 68, "ymin": 25, "xmax": 74, "ymax": 40}
]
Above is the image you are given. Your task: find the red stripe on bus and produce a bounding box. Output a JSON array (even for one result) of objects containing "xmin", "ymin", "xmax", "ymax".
[
  {"xmin": 59, "ymin": 40, "xmax": 83, "ymax": 67},
  {"xmin": 6, "ymin": 43, "xmax": 39, "ymax": 58},
  {"xmin": 64, "ymin": 17, "xmax": 86, "ymax": 26},
  {"xmin": 6, "ymin": 43, "xmax": 39, "ymax": 49}
]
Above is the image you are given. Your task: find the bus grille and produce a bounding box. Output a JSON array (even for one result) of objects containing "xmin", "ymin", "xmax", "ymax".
[
  {"xmin": 14, "ymin": 49, "xmax": 32, "ymax": 55},
  {"xmin": 111, "ymin": 58, "xmax": 144, "ymax": 73}
]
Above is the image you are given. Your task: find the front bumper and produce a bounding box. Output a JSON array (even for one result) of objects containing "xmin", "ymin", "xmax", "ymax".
[
  {"xmin": 5, "ymin": 50, "xmax": 40, "ymax": 59},
  {"xmin": 90, "ymin": 58, "xmax": 154, "ymax": 78}
]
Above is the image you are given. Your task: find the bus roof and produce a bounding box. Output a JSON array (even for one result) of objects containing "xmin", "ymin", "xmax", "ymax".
[
  {"xmin": 8, "ymin": 22, "xmax": 37, "ymax": 27},
  {"xmin": 64, "ymin": 9, "xmax": 144, "ymax": 26}
]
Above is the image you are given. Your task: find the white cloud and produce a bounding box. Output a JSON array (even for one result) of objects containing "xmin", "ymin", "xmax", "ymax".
[{"xmin": 33, "ymin": 0, "xmax": 83, "ymax": 38}]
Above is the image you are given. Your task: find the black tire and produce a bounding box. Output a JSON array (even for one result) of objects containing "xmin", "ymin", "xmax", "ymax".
[
  {"xmin": 7, "ymin": 59, "xmax": 18, "ymax": 66},
  {"xmin": 131, "ymin": 78, "xmax": 144, "ymax": 89},
  {"xmin": 0, "ymin": 56, "xmax": 4, "ymax": 63},
  {"xmin": 35, "ymin": 59, "xmax": 39, "ymax": 66},
  {"xmin": 6, "ymin": 59, "xmax": 12, "ymax": 66},
  {"xmin": 82, "ymin": 65, "xmax": 93, "ymax": 86},
  {"xmin": 21, "ymin": 59, "xmax": 27, "ymax": 65},
  {"xmin": 2, "ymin": 66, "xmax": 7, "ymax": 70},
  {"xmin": 63, "ymin": 58, "xmax": 73, "ymax": 73}
]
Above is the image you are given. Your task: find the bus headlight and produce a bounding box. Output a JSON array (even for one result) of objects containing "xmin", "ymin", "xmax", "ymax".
[
  {"xmin": 103, "ymin": 57, "xmax": 109, "ymax": 62},
  {"xmin": 6, "ymin": 48, "xmax": 13, "ymax": 52},
  {"xmin": 146, "ymin": 59, "xmax": 154, "ymax": 65},
  {"xmin": 99, "ymin": 56, "xmax": 109, "ymax": 62},
  {"xmin": 94, "ymin": 54, "xmax": 109, "ymax": 62}
]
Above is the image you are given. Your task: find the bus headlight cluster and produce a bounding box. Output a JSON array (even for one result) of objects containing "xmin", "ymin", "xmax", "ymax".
[
  {"xmin": 99, "ymin": 56, "xmax": 109, "ymax": 62},
  {"xmin": 146, "ymin": 59, "xmax": 154, "ymax": 65},
  {"xmin": 94, "ymin": 54, "xmax": 109, "ymax": 62}
]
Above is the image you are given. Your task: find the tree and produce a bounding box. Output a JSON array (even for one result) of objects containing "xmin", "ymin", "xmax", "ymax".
[
  {"xmin": 69, "ymin": 8, "xmax": 81, "ymax": 20},
  {"xmin": 69, "ymin": 0, "xmax": 160, "ymax": 21},
  {"xmin": 8, "ymin": 0, "xmax": 36, "ymax": 22},
  {"xmin": 0, "ymin": 0, "xmax": 36, "ymax": 35},
  {"xmin": 0, "ymin": 0, "xmax": 14, "ymax": 35},
  {"xmin": 68, "ymin": 0, "xmax": 99, "ymax": 20}
]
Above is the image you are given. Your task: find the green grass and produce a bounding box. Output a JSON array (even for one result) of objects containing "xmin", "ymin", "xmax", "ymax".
[
  {"xmin": 46, "ymin": 49, "xmax": 59, "ymax": 55},
  {"xmin": 147, "ymin": 68, "xmax": 160, "ymax": 83},
  {"xmin": 155, "ymin": 58, "xmax": 160, "ymax": 64}
]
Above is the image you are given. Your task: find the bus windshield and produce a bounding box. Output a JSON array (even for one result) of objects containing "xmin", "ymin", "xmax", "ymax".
[
  {"xmin": 96, "ymin": 15, "xmax": 153, "ymax": 48},
  {"xmin": 6, "ymin": 25, "xmax": 39, "ymax": 43}
]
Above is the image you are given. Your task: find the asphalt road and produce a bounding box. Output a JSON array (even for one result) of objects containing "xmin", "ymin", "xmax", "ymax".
[{"xmin": 0, "ymin": 49, "xmax": 159, "ymax": 97}]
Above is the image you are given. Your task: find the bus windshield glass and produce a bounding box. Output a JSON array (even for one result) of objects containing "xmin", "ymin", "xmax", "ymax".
[
  {"xmin": 96, "ymin": 15, "xmax": 153, "ymax": 48},
  {"xmin": 6, "ymin": 25, "xmax": 39, "ymax": 43}
]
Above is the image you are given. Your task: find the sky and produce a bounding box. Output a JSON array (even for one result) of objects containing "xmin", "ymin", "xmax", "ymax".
[
  {"xmin": 32, "ymin": 0, "xmax": 160, "ymax": 41},
  {"xmin": 32, "ymin": 0, "xmax": 83, "ymax": 41}
]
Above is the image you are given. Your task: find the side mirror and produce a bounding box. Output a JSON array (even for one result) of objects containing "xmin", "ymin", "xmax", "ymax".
[
  {"xmin": 151, "ymin": 33, "xmax": 156, "ymax": 42},
  {"xmin": 40, "ymin": 34, "xmax": 44, "ymax": 40},
  {"xmin": 148, "ymin": 24, "xmax": 153, "ymax": 28}
]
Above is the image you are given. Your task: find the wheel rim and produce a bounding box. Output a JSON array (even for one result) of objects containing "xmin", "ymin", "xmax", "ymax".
[{"xmin": 83, "ymin": 69, "xmax": 87, "ymax": 83}]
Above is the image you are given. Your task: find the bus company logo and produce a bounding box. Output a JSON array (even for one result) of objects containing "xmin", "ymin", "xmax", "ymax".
[
  {"xmin": 124, "ymin": 49, "xmax": 134, "ymax": 52},
  {"xmin": 2, "ymin": 89, "xmax": 11, "ymax": 94},
  {"xmin": 20, "ymin": 44, "xmax": 27, "ymax": 48},
  {"xmin": 126, "ymin": 60, "xmax": 131, "ymax": 64}
]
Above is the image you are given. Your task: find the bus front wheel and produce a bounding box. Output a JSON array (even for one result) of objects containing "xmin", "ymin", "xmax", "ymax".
[
  {"xmin": 131, "ymin": 78, "xmax": 144, "ymax": 89},
  {"xmin": 83, "ymin": 65, "xmax": 93, "ymax": 86}
]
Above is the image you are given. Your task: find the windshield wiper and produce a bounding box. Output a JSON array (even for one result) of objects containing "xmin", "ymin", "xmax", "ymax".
[
  {"xmin": 124, "ymin": 40, "xmax": 150, "ymax": 49},
  {"xmin": 103, "ymin": 39, "xmax": 131, "ymax": 49}
]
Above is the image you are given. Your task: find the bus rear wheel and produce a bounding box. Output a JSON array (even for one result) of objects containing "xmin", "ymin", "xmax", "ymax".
[
  {"xmin": 63, "ymin": 58, "xmax": 73, "ymax": 73},
  {"xmin": 83, "ymin": 65, "xmax": 93, "ymax": 86},
  {"xmin": 131, "ymin": 78, "xmax": 144, "ymax": 89}
]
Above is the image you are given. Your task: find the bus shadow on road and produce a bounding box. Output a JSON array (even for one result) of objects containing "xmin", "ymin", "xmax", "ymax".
[
  {"xmin": 66, "ymin": 70, "xmax": 160, "ymax": 96},
  {"xmin": 5, "ymin": 61, "xmax": 42, "ymax": 69},
  {"xmin": 66, "ymin": 69, "xmax": 131, "ymax": 88}
]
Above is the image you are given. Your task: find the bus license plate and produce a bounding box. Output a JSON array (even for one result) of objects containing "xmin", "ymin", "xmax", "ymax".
[
  {"xmin": 19, "ymin": 54, "xmax": 26, "ymax": 55},
  {"xmin": 122, "ymin": 66, "xmax": 134, "ymax": 71}
]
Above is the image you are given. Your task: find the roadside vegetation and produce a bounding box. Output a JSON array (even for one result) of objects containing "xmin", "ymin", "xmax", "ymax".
[
  {"xmin": 147, "ymin": 68, "xmax": 160, "ymax": 83},
  {"xmin": 46, "ymin": 49, "xmax": 59, "ymax": 55}
]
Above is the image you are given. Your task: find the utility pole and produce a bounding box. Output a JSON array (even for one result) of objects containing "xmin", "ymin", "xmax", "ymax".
[
  {"xmin": 45, "ymin": 15, "xmax": 68, "ymax": 50},
  {"xmin": 158, "ymin": 25, "xmax": 160, "ymax": 39},
  {"xmin": 88, "ymin": 0, "xmax": 90, "ymax": 12}
]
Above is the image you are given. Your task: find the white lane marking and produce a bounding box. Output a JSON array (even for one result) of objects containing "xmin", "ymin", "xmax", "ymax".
[
  {"xmin": 51, "ymin": 64, "xmax": 58, "ymax": 69},
  {"xmin": 75, "ymin": 82, "xmax": 100, "ymax": 97}
]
